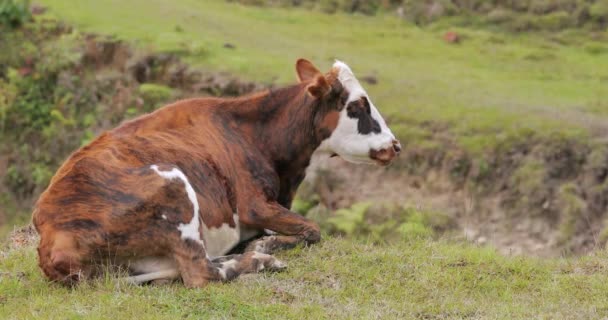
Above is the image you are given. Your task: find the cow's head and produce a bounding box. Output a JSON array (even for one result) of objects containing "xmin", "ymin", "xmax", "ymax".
[{"xmin": 296, "ymin": 59, "xmax": 401, "ymax": 166}]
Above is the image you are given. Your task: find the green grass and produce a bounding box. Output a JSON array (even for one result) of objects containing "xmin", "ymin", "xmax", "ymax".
[
  {"xmin": 4, "ymin": 3, "xmax": 608, "ymax": 318},
  {"xmin": 37, "ymin": 0, "xmax": 608, "ymax": 154},
  {"xmin": 2, "ymin": 237, "xmax": 608, "ymax": 319}
]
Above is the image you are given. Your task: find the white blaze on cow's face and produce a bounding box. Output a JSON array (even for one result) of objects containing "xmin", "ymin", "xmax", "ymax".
[{"xmin": 319, "ymin": 61, "xmax": 401, "ymax": 165}]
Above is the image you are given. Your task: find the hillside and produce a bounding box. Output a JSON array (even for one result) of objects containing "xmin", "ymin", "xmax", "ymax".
[
  {"xmin": 1, "ymin": 1, "xmax": 608, "ymax": 318},
  {"xmin": 0, "ymin": 0, "xmax": 603, "ymax": 255}
]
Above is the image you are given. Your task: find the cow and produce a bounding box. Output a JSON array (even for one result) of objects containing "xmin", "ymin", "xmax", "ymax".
[{"xmin": 32, "ymin": 59, "xmax": 401, "ymax": 287}]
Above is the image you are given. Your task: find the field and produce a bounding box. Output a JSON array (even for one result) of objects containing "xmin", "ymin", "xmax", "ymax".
[
  {"xmin": 2, "ymin": 0, "xmax": 608, "ymax": 318},
  {"xmin": 3, "ymin": 235, "xmax": 608, "ymax": 319},
  {"xmin": 38, "ymin": 0, "xmax": 608, "ymax": 140}
]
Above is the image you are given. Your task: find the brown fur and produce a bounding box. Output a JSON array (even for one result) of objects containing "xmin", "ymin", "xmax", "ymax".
[{"xmin": 33, "ymin": 59, "xmax": 344, "ymax": 287}]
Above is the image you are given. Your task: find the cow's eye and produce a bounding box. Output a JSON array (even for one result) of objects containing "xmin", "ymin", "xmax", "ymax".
[
  {"xmin": 340, "ymin": 94, "xmax": 348, "ymax": 106},
  {"xmin": 361, "ymin": 97, "xmax": 371, "ymax": 114}
]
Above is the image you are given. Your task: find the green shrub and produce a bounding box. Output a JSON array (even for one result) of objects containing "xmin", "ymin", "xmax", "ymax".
[
  {"xmin": 327, "ymin": 202, "xmax": 371, "ymax": 235},
  {"xmin": 584, "ymin": 41, "xmax": 608, "ymax": 55},
  {"xmin": 589, "ymin": 0, "xmax": 608, "ymax": 24},
  {"xmin": 139, "ymin": 83, "xmax": 173, "ymax": 110},
  {"xmin": 486, "ymin": 8, "xmax": 516, "ymax": 24},
  {"xmin": 226, "ymin": 0, "xmax": 608, "ymax": 31},
  {"xmin": 536, "ymin": 11, "xmax": 573, "ymax": 30},
  {"xmin": 0, "ymin": 0, "xmax": 31, "ymax": 28}
]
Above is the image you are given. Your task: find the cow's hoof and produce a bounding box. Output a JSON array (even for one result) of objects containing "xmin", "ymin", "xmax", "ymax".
[
  {"xmin": 246, "ymin": 236, "xmax": 279, "ymax": 254},
  {"xmin": 252, "ymin": 251, "xmax": 287, "ymax": 272}
]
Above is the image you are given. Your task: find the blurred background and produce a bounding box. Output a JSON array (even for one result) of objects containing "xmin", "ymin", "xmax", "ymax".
[{"xmin": 1, "ymin": 0, "xmax": 608, "ymax": 257}]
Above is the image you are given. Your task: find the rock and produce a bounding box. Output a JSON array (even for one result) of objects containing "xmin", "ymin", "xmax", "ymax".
[
  {"xmin": 30, "ymin": 4, "xmax": 47, "ymax": 15},
  {"xmin": 361, "ymin": 75, "xmax": 378, "ymax": 85},
  {"xmin": 444, "ymin": 31, "xmax": 460, "ymax": 44}
]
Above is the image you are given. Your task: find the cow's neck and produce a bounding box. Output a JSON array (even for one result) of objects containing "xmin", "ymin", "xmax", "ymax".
[{"xmin": 227, "ymin": 83, "xmax": 323, "ymax": 207}]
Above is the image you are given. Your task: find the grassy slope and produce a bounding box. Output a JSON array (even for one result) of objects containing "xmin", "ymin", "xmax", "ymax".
[
  {"xmin": 2, "ymin": 237, "xmax": 608, "ymax": 319},
  {"xmin": 3, "ymin": 2, "xmax": 607, "ymax": 318},
  {"xmin": 38, "ymin": 0, "xmax": 608, "ymax": 154}
]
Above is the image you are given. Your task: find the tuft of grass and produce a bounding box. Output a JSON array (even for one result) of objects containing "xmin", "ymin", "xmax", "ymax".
[{"xmin": 2, "ymin": 237, "xmax": 608, "ymax": 319}]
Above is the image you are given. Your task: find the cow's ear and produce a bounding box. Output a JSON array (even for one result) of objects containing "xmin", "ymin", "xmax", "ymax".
[
  {"xmin": 296, "ymin": 59, "xmax": 330, "ymax": 98},
  {"xmin": 296, "ymin": 58, "xmax": 322, "ymax": 82},
  {"xmin": 307, "ymin": 75, "xmax": 330, "ymax": 98}
]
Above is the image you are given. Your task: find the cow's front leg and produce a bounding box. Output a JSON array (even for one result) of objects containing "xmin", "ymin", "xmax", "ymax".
[{"xmin": 240, "ymin": 201, "xmax": 320, "ymax": 254}]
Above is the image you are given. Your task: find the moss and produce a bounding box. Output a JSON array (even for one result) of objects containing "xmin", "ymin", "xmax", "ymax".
[{"xmin": 138, "ymin": 83, "xmax": 173, "ymax": 110}]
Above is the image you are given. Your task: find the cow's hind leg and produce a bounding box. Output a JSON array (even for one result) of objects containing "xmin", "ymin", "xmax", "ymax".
[
  {"xmin": 170, "ymin": 239, "xmax": 286, "ymax": 287},
  {"xmin": 126, "ymin": 237, "xmax": 287, "ymax": 287},
  {"xmin": 212, "ymin": 252, "xmax": 286, "ymax": 281},
  {"xmin": 245, "ymin": 235, "xmax": 302, "ymax": 254}
]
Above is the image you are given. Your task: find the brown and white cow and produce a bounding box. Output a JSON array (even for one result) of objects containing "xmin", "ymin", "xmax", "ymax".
[{"xmin": 33, "ymin": 59, "xmax": 401, "ymax": 287}]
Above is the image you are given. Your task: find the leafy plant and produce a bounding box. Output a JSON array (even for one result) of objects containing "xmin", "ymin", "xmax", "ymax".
[{"xmin": 0, "ymin": 0, "xmax": 31, "ymax": 29}]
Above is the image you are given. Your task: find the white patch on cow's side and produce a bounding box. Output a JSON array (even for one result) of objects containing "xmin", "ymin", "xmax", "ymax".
[
  {"xmin": 202, "ymin": 213, "xmax": 262, "ymax": 258},
  {"xmin": 317, "ymin": 60, "xmax": 396, "ymax": 164},
  {"xmin": 150, "ymin": 165, "xmax": 204, "ymax": 248},
  {"xmin": 125, "ymin": 256, "xmax": 179, "ymax": 284},
  {"xmin": 202, "ymin": 214, "xmax": 240, "ymax": 257},
  {"xmin": 161, "ymin": 214, "xmax": 167, "ymax": 220}
]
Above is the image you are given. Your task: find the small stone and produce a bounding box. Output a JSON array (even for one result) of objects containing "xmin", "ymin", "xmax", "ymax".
[
  {"xmin": 361, "ymin": 75, "xmax": 378, "ymax": 85},
  {"xmin": 444, "ymin": 31, "xmax": 460, "ymax": 44},
  {"xmin": 30, "ymin": 4, "xmax": 47, "ymax": 15}
]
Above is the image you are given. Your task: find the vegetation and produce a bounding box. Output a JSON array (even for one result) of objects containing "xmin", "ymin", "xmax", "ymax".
[
  {"xmin": 0, "ymin": 15, "xmax": 259, "ymax": 236},
  {"xmin": 1, "ymin": 0, "xmax": 608, "ymax": 317},
  {"xmin": 0, "ymin": 0, "xmax": 31, "ymax": 29},
  {"xmin": 3, "ymin": 234, "xmax": 608, "ymax": 319},
  {"xmin": 229, "ymin": 0, "xmax": 608, "ymax": 31},
  {"xmin": 0, "ymin": 0, "xmax": 606, "ymax": 251}
]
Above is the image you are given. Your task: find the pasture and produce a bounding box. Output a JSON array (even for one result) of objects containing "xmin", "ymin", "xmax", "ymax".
[{"xmin": 2, "ymin": 0, "xmax": 608, "ymax": 318}]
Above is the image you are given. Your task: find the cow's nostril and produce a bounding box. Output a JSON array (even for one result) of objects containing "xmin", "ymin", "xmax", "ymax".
[{"xmin": 392, "ymin": 140, "xmax": 401, "ymax": 154}]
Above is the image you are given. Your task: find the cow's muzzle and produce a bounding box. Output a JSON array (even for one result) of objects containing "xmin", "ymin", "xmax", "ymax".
[{"xmin": 369, "ymin": 139, "xmax": 401, "ymax": 166}]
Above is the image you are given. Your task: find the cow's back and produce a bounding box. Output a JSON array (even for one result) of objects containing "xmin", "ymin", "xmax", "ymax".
[{"xmin": 33, "ymin": 98, "xmax": 241, "ymax": 284}]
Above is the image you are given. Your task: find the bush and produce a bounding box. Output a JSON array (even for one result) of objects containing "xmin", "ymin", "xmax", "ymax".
[
  {"xmin": 0, "ymin": 0, "xmax": 31, "ymax": 28},
  {"xmin": 537, "ymin": 11, "xmax": 573, "ymax": 31},
  {"xmin": 589, "ymin": 0, "xmax": 608, "ymax": 24},
  {"xmin": 226, "ymin": 0, "xmax": 608, "ymax": 31},
  {"xmin": 139, "ymin": 83, "xmax": 173, "ymax": 110}
]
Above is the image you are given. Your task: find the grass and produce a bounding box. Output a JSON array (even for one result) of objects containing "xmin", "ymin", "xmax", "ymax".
[
  {"xmin": 37, "ymin": 0, "xmax": 608, "ymax": 154},
  {"xmin": 3, "ymin": 2, "xmax": 608, "ymax": 318},
  {"xmin": 2, "ymin": 237, "xmax": 608, "ymax": 319}
]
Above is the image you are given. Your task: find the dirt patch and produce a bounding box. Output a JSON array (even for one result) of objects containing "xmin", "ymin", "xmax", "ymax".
[
  {"xmin": 304, "ymin": 131, "xmax": 608, "ymax": 257},
  {"xmin": 5, "ymin": 225, "xmax": 38, "ymax": 251}
]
